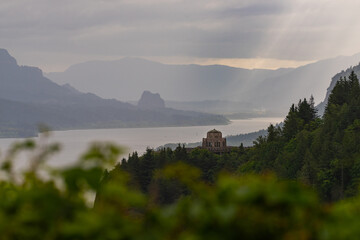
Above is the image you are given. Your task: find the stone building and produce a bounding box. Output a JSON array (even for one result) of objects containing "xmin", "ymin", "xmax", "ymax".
[
  {"xmin": 181, "ymin": 129, "xmax": 237, "ymax": 154},
  {"xmin": 202, "ymin": 129, "xmax": 229, "ymax": 153}
]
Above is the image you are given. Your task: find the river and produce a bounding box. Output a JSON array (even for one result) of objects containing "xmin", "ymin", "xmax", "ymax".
[{"xmin": 0, "ymin": 118, "xmax": 283, "ymax": 168}]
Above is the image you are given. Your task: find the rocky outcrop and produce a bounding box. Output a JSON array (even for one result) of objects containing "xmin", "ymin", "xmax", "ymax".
[
  {"xmin": 138, "ymin": 91, "xmax": 165, "ymax": 109},
  {"xmin": 317, "ymin": 63, "xmax": 360, "ymax": 115}
]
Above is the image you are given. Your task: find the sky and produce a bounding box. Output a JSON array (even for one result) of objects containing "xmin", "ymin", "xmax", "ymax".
[{"xmin": 1, "ymin": 0, "xmax": 360, "ymax": 72}]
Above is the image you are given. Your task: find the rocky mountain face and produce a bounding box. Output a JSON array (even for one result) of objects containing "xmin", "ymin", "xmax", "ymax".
[
  {"xmin": 0, "ymin": 49, "xmax": 228, "ymax": 137},
  {"xmin": 317, "ymin": 62, "xmax": 360, "ymax": 115},
  {"xmin": 138, "ymin": 91, "xmax": 165, "ymax": 109}
]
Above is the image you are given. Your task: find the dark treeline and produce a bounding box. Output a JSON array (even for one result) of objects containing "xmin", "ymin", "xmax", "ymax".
[
  {"xmin": 102, "ymin": 71, "xmax": 360, "ymax": 203},
  {"xmin": 101, "ymin": 145, "xmax": 247, "ymax": 205}
]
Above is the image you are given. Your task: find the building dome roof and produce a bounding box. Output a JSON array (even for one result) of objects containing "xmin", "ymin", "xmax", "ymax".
[{"xmin": 208, "ymin": 129, "xmax": 221, "ymax": 133}]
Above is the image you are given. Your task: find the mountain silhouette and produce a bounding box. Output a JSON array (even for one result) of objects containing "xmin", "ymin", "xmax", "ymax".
[{"xmin": 0, "ymin": 49, "xmax": 228, "ymax": 137}]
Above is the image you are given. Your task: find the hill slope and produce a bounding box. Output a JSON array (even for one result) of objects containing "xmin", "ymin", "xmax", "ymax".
[{"xmin": 0, "ymin": 49, "xmax": 228, "ymax": 137}]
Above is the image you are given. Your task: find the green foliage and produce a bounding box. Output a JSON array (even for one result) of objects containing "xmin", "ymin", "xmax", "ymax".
[
  {"xmin": 0, "ymin": 140, "xmax": 323, "ymax": 239},
  {"xmin": 322, "ymin": 195, "xmax": 360, "ymax": 239},
  {"xmin": 283, "ymin": 97, "xmax": 318, "ymax": 141},
  {"xmin": 3, "ymin": 136, "xmax": 360, "ymax": 238},
  {"xmin": 152, "ymin": 169, "xmax": 323, "ymax": 240}
]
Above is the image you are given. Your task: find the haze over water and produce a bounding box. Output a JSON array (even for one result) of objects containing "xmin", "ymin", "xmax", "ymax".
[{"xmin": 0, "ymin": 118, "xmax": 282, "ymax": 168}]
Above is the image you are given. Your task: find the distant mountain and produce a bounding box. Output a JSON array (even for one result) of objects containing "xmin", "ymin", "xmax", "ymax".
[
  {"xmin": 138, "ymin": 91, "xmax": 165, "ymax": 109},
  {"xmin": 46, "ymin": 57, "xmax": 291, "ymax": 103},
  {"xmin": 248, "ymin": 55, "xmax": 360, "ymax": 113},
  {"xmin": 46, "ymin": 54, "xmax": 360, "ymax": 115},
  {"xmin": 0, "ymin": 49, "xmax": 228, "ymax": 138},
  {"xmin": 0, "ymin": 98, "xmax": 39, "ymax": 137},
  {"xmin": 164, "ymin": 100, "xmax": 277, "ymax": 118}
]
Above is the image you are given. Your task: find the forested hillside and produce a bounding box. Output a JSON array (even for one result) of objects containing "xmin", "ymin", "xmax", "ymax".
[
  {"xmin": 317, "ymin": 62, "xmax": 360, "ymax": 115},
  {"xmin": 106, "ymin": 71, "xmax": 360, "ymax": 203}
]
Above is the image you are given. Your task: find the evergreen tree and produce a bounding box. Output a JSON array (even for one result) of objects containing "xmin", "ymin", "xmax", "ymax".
[{"xmin": 139, "ymin": 149, "xmax": 156, "ymax": 192}]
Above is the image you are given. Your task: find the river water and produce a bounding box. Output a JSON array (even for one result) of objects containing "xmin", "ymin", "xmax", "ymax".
[{"xmin": 0, "ymin": 118, "xmax": 283, "ymax": 168}]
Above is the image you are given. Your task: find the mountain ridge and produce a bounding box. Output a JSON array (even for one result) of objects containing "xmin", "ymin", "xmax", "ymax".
[
  {"xmin": 0, "ymin": 49, "xmax": 229, "ymax": 137},
  {"xmin": 46, "ymin": 54, "xmax": 360, "ymax": 115}
]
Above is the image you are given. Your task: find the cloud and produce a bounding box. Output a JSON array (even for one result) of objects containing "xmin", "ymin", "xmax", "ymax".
[
  {"xmin": 221, "ymin": 2, "xmax": 287, "ymax": 17},
  {"xmin": 1, "ymin": 0, "xmax": 360, "ymax": 70}
]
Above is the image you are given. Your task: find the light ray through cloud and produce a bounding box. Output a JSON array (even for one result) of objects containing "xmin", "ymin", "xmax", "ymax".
[{"xmin": 1, "ymin": 0, "xmax": 360, "ymax": 71}]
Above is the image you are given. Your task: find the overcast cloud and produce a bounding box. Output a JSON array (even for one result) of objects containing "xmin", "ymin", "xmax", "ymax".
[{"xmin": 1, "ymin": 0, "xmax": 360, "ymax": 71}]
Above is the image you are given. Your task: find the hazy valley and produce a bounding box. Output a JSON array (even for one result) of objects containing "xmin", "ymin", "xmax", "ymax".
[
  {"xmin": 0, "ymin": 49, "xmax": 228, "ymax": 138},
  {"xmin": 47, "ymin": 54, "xmax": 360, "ymax": 116}
]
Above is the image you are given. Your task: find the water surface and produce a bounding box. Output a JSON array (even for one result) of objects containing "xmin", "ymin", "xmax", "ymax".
[{"xmin": 0, "ymin": 118, "xmax": 283, "ymax": 168}]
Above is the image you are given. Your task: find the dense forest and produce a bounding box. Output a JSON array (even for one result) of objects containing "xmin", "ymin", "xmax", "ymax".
[
  {"xmin": 1, "ymin": 72, "xmax": 360, "ymax": 239},
  {"xmin": 104, "ymin": 71, "xmax": 360, "ymax": 204}
]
